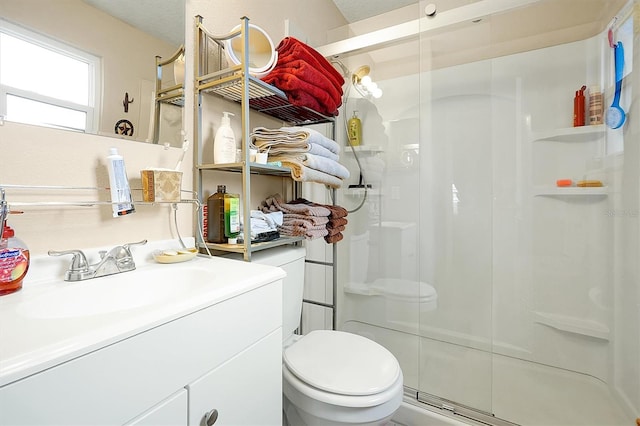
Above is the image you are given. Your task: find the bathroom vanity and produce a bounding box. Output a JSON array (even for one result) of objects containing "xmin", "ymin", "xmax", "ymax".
[{"xmin": 0, "ymin": 240, "xmax": 284, "ymax": 425}]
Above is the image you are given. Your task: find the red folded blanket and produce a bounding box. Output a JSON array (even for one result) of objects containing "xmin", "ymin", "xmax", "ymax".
[
  {"xmin": 284, "ymin": 89, "xmax": 331, "ymax": 116},
  {"xmin": 275, "ymin": 37, "xmax": 344, "ymax": 89},
  {"xmin": 262, "ymin": 37, "xmax": 345, "ymax": 116},
  {"xmin": 263, "ymin": 70, "xmax": 339, "ymax": 116},
  {"xmin": 265, "ymin": 59, "xmax": 343, "ymax": 108}
]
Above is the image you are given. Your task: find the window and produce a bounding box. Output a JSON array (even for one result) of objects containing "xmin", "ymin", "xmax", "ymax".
[{"xmin": 0, "ymin": 20, "xmax": 100, "ymax": 132}]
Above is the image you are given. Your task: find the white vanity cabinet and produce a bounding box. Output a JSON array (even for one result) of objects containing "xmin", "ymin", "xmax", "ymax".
[
  {"xmin": 125, "ymin": 390, "xmax": 188, "ymax": 426},
  {"xmin": 0, "ymin": 279, "xmax": 283, "ymax": 426}
]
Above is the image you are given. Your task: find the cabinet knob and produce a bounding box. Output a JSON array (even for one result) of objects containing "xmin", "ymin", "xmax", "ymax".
[{"xmin": 204, "ymin": 408, "xmax": 219, "ymax": 426}]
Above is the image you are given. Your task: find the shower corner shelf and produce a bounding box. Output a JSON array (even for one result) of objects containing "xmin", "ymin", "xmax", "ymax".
[
  {"xmin": 344, "ymin": 146, "xmax": 384, "ymax": 155},
  {"xmin": 344, "ymin": 187, "xmax": 382, "ymax": 197},
  {"xmin": 533, "ymin": 311, "xmax": 610, "ymax": 341},
  {"xmin": 530, "ymin": 124, "xmax": 605, "ymax": 142},
  {"xmin": 532, "ymin": 186, "xmax": 608, "ymax": 197}
]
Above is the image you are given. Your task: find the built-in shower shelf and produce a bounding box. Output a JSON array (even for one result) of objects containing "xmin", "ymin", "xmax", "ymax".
[
  {"xmin": 344, "ymin": 146, "xmax": 384, "ymax": 154},
  {"xmin": 344, "ymin": 187, "xmax": 382, "ymax": 197},
  {"xmin": 532, "ymin": 186, "xmax": 608, "ymax": 197},
  {"xmin": 530, "ymin": 125, "xmax": 605, "ymax": 142},
  {"xmin": 533, "ymin": 311, "xmax": 610, "ymax": 340}
]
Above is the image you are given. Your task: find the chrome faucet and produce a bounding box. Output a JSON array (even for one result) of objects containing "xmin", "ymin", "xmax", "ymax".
[{"xmin": 49, "ymin": 239, "xmax": 147, "ymax": 281}]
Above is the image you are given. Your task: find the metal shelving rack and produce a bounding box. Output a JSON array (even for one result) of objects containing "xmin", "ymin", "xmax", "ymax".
[
  {"xmin": 193, "ymin": 15, "xmax": 335, "ymax": 260},
  {"xmin": 153, "ymin": 45, "xmax": 185, "ymax": 144},
  {"xmin": 194, "ymin": 16, "xmax": 338, "ymax": 328}
]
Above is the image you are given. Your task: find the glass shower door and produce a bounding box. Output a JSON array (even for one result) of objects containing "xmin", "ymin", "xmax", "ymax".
[{"xmin": 417, "ymin": 2, "xmax": 495, "ymax": 414}]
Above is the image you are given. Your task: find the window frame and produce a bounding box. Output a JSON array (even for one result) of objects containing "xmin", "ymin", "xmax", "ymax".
[{"xmin": 0, "ymin": 19, "xmax": 101, "ymax": 133}]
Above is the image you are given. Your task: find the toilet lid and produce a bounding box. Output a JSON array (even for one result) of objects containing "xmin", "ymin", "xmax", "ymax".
[{"xmin": 283, "ymin": 330, "xmax": 400, "ymax": 396}]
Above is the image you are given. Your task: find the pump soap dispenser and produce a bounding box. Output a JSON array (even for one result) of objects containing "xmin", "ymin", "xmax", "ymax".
[
  {"xmin": 214, "ymin": 112, "xmax": 237, "ymax": 164},
  {"xmin": 0, "ymin": 223, "xmax": 29, "ymax": 296}
]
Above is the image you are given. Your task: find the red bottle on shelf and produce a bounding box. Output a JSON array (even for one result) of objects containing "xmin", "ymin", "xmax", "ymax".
[{"xmin": 573, "ymin": 85, "xmax": 586, "ymax": 127}]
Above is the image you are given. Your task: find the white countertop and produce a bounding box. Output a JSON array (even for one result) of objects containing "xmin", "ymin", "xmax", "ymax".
[{"xmin": 0, "ymin": 239, "xmax": 285, "ymax": 387}]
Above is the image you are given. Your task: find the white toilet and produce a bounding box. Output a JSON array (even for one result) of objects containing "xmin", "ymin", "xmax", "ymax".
[{"xmin": 244, "ymin": 246, "xmax": 404, "ymax": 426}]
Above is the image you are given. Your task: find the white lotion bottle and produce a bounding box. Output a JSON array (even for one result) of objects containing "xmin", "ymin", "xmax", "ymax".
[
  {"xmin": 107, "ymin": 147, "xmax": 135, "ymax": 217},
  {"xmin": 213, "ymin": 112, "xmax": 237, "ymax": 164}
]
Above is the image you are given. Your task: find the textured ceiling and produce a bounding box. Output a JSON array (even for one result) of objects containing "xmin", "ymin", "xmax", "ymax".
[
  {"xmin": 82, "ymin": 0, "xmax": 414, "ymax": 44},
  {"xmin": 82, "ymin": 0, "xmax": 184, "ymax": 46},
  {"xmin": 81, "ymin": 0, "xmax": 625, "ymax": 53},
  {"xmin": 331, "ymin": 0, "xmax": 418, "ymax": 22}
]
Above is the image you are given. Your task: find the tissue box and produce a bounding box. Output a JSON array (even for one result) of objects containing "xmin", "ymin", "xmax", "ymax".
[{"xmin": 141, "ymin": 170, "xmax": 182, "ymax": 202}]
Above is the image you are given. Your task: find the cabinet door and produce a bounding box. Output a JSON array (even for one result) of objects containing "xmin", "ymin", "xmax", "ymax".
[
  {"xmin": 188, "ymin": 329, "xmax": 282, "ymax": 426},
  {"xmin": 125, "ymin": 389, "xmax": 187, "ymax": 426}
]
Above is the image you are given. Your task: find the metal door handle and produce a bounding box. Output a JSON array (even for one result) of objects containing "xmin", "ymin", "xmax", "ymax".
[{"xmin": 204, "ymin": 408, "xmax": 218, "ymax": 426}]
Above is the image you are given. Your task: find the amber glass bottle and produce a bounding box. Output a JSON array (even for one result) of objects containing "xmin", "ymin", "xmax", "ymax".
[{"xmin": 206, "ymin": 185, "xmax": 226, "ymax": 243}]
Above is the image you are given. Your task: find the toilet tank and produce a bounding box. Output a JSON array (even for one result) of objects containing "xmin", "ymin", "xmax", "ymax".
[{"xmin": 231, "ymin": 246, "xmax": 306, "ymax": 340}]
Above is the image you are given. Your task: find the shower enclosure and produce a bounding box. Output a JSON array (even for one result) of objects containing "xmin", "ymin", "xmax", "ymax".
[{"xmin": 302, "ymin": 0, "xmax": 640, "ymax": 424}]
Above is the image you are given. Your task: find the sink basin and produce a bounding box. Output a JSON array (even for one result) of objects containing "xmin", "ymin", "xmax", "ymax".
[{"xmin": 18, "ymin": 265, "xmax": 214, "ymax": 319}]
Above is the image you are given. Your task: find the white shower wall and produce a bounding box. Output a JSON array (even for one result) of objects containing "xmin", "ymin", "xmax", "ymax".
[{"xmin": 307, "ymin": 25, "xmax": 640, "ymax": 423}]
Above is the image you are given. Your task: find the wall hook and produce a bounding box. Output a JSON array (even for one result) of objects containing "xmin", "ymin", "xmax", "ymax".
[{"xmin": 123, "ymin": 92, "xmax": 134, "ymax": 113}]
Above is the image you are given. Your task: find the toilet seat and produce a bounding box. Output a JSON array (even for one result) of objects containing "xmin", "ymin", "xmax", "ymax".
[
  {"xmin": 283, "ymin": 330, "xmax": 401, "ymax": 405},
  {"xmin": 283, "ymin": 362, "xmax": 403, "ymax": 409}
]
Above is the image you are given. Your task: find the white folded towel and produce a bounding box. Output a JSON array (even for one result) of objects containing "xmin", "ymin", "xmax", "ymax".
[
  {"xmin": 251, "ymin": 127, "xmax": 340, "ymax": 161},
  {"xmin": 270, "ymin": 153, "xmax": 350, "ymax": 180},
  {"xmin": 280, "ymin": 126, "xmax": 340, "ymax": 155},
  {"xmin": 277, "ymin": 158, "xmax": 344, "ymax": 188}
]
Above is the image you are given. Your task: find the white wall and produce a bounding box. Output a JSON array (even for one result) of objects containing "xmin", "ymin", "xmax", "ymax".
[{"xmin": 0, "ymin": 0, "xmax": 346, "ymax": 257}]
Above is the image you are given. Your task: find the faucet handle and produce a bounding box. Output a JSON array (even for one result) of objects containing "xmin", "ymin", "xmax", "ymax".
[
  {"xmin": 48, "ymin": 249, "xmax": 89, "ymax": 271},
  {"xmin": 122, "ymin": 239, "xmax": 147, "ymax": 255},
  {"xmin": 123, "ymin": 239, "xmax": 147, "ymax": 250}
]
